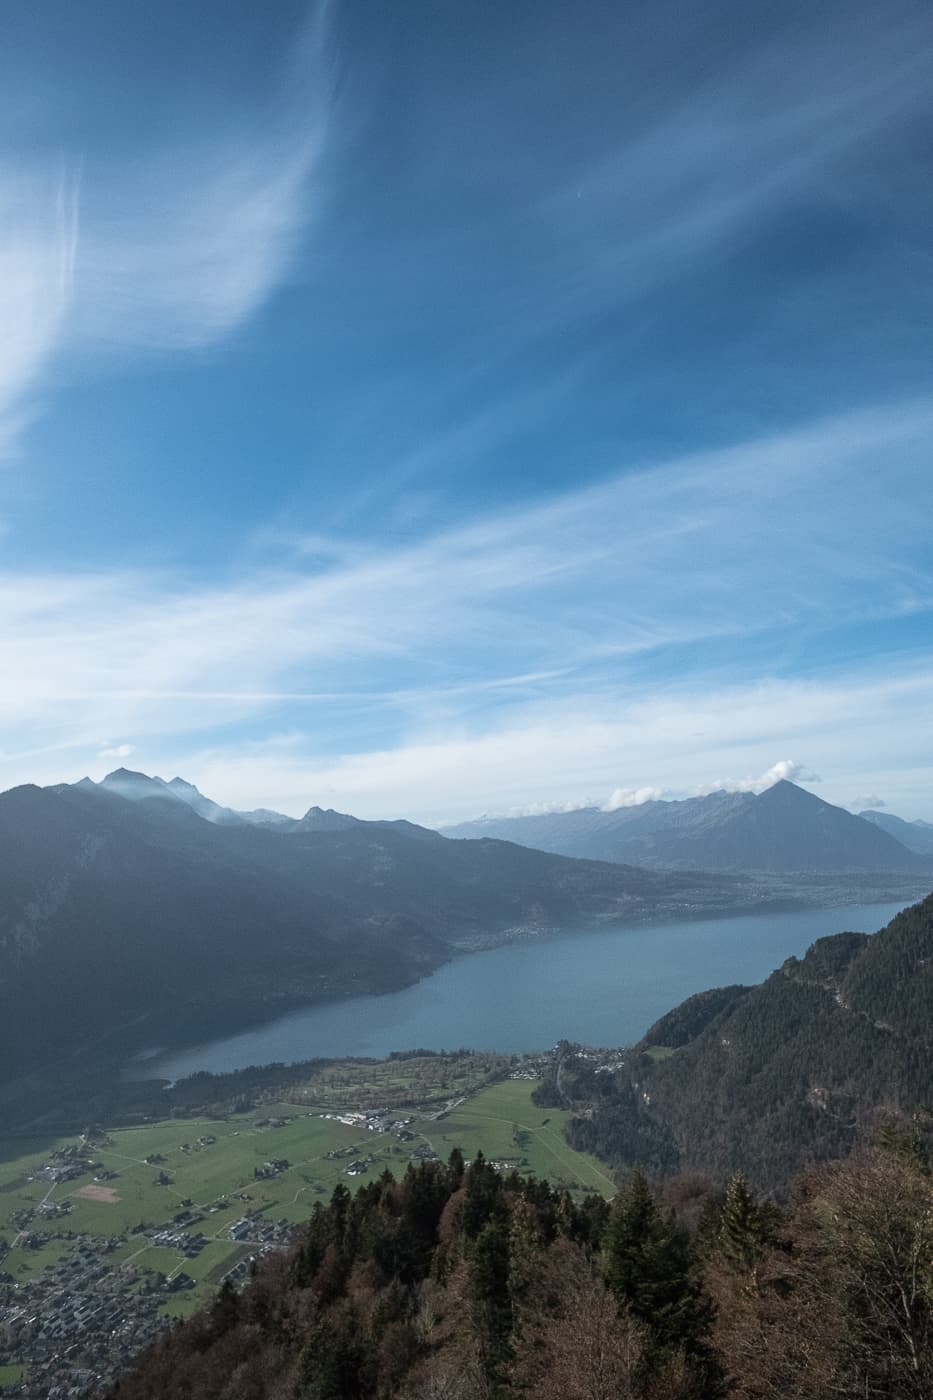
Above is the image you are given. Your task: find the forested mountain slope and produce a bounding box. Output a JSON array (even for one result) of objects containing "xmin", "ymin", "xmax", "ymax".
[
  {"xmin": 555, "ymin": 894, "xmax": 933, "ymax": 1186},
  {"xmin": 100, "ymin": 1143, "xmax": 933, "ymax": 1400}
]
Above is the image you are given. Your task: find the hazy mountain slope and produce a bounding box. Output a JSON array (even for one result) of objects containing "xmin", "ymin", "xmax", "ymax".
[
  {"xmin": 558, "ymin": 894, "xmax": 933, "ymax": 1186},
  {"xmin": 73, "ymin": 767, "xmax": 296, "ymax": 828},
  {"xmin": 860, "ymin": 808, "xmax": 933, "ymax": 855},
  {"xmin": 293, "ymin": 805, "xmax": 361, "ymax": 832},
  {"xmin": 442, "ymin": 780, "xmax": 929, "ymax": 873},
  {"xmin": 441, "ymin": 789, "xmax": 751, "ymax": 861},
  {"xmin": 0, "ymin": 783, "xmax": 435, "ymax": 1075},
  {"xmin": 0, "ymin": 778, "xmax": 775, "ymax": 1076}
]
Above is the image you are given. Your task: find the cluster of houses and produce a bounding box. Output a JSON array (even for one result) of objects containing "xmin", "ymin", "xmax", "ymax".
[
  {"xmin": 32, "ymin": 1150, "xmax": 96, "ymax": 1189},
  {"xmin": 0, "ymin": 1239, "xmax": 170, "ymax": 1398},
  {"xmin": 227, "ymin": 1212, "xmax": 294, "ymax": 1249},
  {"xmin": 148, "ymin": 1226, "xmax": 205, "ymax": 1257},
  {"xmin": 320, "ymin": 1108, "xmax": 415, "ymax": 1134}
]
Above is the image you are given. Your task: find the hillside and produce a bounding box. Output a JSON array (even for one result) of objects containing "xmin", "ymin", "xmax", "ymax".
[
  {"xmin": 87, "ymin": 1141, "xmax": 933, "ymax": 1400},
  {"xmin": 0, "ymin": 776, "xmax": 776, "ymax": 1077},
  {"xmin": 552, "ymin": 894, "xmax": 933, "ymax": 1187},
  {"xmin": 442, "ymin": 780, "xmax": 932, "ymax": 874}
]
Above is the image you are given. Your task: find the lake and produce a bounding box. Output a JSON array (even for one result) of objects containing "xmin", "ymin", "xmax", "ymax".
[{"xmin": 136, "ymin": 900, "xmax": 908, "ymax": 1081}]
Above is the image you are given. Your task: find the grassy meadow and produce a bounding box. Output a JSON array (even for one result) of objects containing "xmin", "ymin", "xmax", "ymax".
[{"xmin": 0, "ymin": 1075, "xmax": 614, "ymax": 1322}]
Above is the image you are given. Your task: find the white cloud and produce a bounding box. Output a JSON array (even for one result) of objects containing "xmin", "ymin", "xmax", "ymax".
[
  {"xmin": 698, "ymin": 759, "xmax": 822, "ymax": 796},
  {"xmin": 851, "ymin": 794, "xmax": 886, "ymax": 812},
  {"xmin": 0, "ymin": 398, "xmax": 925, "ymax": 737},
  {"xmin": 97, "ymin": 744, "xmax": 135, "ymax": 760},
  {"xmin": 0, "ymin": 3, "xmax": 333, "ymax": 454},
  {"xmin": 130, "ymin": 665, "xmax": 933, "ymax": 827},
  {"xmin": 605, "ymin": 786, "xmax": 665, "ymax": 811},
  {"xmin": 0, "ymin": 162, "xmax": 78, "ymax": 454},
  {"xmin": 0, "ymin": 401, "xmax": 930, "ymax": 819}
]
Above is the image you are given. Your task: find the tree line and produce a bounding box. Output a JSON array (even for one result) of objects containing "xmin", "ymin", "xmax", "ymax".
[{"xmin": 106, "ymin": 1124, "xmax": 933, "ymax": 1400}]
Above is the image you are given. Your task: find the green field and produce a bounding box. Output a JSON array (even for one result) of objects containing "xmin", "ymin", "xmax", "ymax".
[
  {"xmin": 432, "ymin": 1081, "xmax": 616, "ymax": 1193},
  {"xmin": 0, "ymin": 1077, "xmax": 614, "ymax": 1321}
]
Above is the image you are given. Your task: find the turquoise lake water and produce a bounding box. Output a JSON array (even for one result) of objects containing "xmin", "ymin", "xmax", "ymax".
[{"xmin": 138, "ymin": 900, "xmax": 909, "ymax": 1081}]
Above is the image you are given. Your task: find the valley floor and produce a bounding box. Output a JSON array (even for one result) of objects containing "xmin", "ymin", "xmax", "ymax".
[{"xmin": 0, "ymin": 1056, "xmax": 609, "ymax": 1398}]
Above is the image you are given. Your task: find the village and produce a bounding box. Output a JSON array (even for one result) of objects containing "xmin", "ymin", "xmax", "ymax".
[
  {"xmin": 0, "ymin": 1141, "xmax": 305, "ymax": 1398},
  {"xmin": 0, "ymin": 1050, "xmax": 618, "ymax": 1395},
  {"xmin": 0, "ymin": 1235, "xmax": 170, "ymax": 1398}
]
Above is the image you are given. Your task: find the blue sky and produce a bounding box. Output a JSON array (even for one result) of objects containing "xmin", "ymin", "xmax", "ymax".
[{"xmin": 1, "ymin": 0, "xmax": 932, "ymax": 823}]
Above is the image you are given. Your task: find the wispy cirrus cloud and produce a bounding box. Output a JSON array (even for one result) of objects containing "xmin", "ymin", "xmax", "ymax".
[
  {"xmin": 0, "ymin": 2, "xmax": 335, "ymax": 454},
  {"xmin": 0, "ymin": 162, "xmax": 78, "ymax": 454},
  {"xmin": 171, "ymin": 667, "xmax": 933, "ymax": 826},
  {"xmin": 74, "ymin": 6, "xmax": 335, "ymax": 353},
  {"xmin": 380, "ymin": 0, "xmax": 933, "ymax": 373},
  {"xmin": 535, "ymin": 7, "xmax": 933, "ymax": 314},
  {"xmin": 0, "ymin": 397, "xmax": 930, "ymax": 816}
]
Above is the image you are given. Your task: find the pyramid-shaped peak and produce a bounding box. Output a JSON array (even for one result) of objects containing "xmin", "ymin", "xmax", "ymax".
[{"xmin": 758, "ymin": 778, "xmax": 818, "ymax": 802}]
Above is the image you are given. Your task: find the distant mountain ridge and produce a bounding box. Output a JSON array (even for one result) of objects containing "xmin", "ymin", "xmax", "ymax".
[
  {"xmin": 75, "ymin": 768, "xmax": 362, "ymax": 831},
  {"xmin": 441, "ymin": 780, "xmax": 931, "ymax": 874},
  {"xmin": 73, "ymin": 767, "xmax": 293, "ymax": 827},
  {"xmin": 0, "ymin": 771, "xmax": 783, "ymax": 1078},
  {"xmin": 859, "ymin": 808, "xmax": 933, "ymax": 855}
]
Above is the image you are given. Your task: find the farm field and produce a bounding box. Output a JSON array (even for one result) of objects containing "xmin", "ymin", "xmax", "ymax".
[
  {"xmin": 431, "ymin": 1081, "xmax": 616, "ymax": 1193},
  {"xmin": 0, "ymin": 1074, "xmax": 613, "ymax": 1327}
]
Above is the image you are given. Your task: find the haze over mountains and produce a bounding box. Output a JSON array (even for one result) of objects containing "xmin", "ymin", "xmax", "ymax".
[
  {"xmin": 0, "ymin": 771, "xmax": 782, "ymax": 1077},
  {"xmin": 858, "ymin": 808, "xmax": 933, "ymax": 855},
  {"xmin": 441, "ymin": 780, "xmax": 932, "ymax": 874},
  {"xmin": 1, "ymin": 768, "xmax": 929, "ymax": 1084}
]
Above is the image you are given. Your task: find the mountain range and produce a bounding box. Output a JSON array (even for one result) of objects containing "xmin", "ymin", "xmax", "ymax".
[
  {"xmin": 858, "ymin": 807, "xmax": 933, "ymax": 854},
  {"xmin": 441, "ymin": 780, "xmax": 932, "ymax": 874},
  {"xmin": 0, "ymin": 771, "xmax": 784, "ymax": 1078}
]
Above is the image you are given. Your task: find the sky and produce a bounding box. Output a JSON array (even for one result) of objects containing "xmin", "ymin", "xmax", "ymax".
[{"xmin": 1, "ymin": 0, "xmax": 932, "ymax": 825}]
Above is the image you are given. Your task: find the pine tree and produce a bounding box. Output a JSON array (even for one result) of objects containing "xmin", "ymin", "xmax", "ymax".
[
  {"xmin": 469, "ymin": 1217, "xmax": 513, "ymax": 1379},
  {"xmin": 461, "ymin": 1152, "xmax": 504, "ymax": 1239},
  {"xmin": 603, "ymin": 1173, "xmax": 716, "ymax": 1375},
  {"xmin": 717, "ymin": 1171, "xmax": 775, "ymax": 1275}
]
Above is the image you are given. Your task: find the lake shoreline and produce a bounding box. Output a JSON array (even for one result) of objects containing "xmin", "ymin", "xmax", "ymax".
[{"xmin": 130, "ymin": 897, "xmax": 916, "ymax": 1085}]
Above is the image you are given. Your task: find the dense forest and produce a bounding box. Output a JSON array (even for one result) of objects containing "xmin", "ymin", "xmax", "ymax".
[
  {"xmin": 546, "ymin": 894, "xmax": 933, "ymax": 1187},
  {"xmin": 105, "ymin": 1131, "xmax": 933, "ymax": 1400}
]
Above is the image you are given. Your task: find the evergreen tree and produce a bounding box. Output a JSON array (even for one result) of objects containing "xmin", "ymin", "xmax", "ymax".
[
  {"xmin": 448, "ymin": 1145, "xmax": 466, "ymax": 1186},
  {"xmin": 470, "ymin": 1218, "xmax": 513, "ymax": 1379},
  {"xmin": 298, "ymin": 1305, "xmax": 370, "ymax": 1400},
  {"xmin": 717, "ymin": 1171, "xmax": 775, "ymax": 1274},
  {"xmin": 461, "ymin": 1152, "xmax": 505, "ymax": 1239},
  {"xmin": 604, "ymin": 1172, "xmax": 717, "ymax": 1381},
  {"xmin": 207, "ymin": 1278, "xmax": 240, "ymax": 1336}
]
